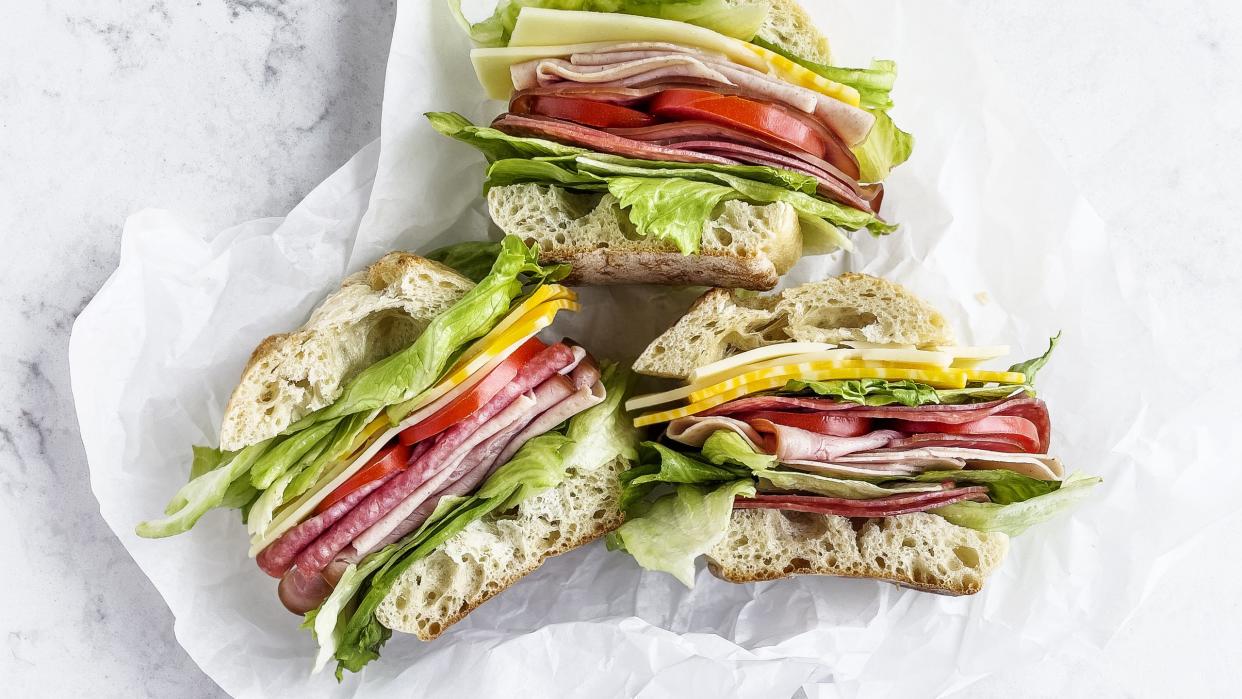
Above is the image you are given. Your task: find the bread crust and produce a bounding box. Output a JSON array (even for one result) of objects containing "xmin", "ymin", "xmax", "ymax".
[{"xmin": 218, "ymin": 253, "xmax": 473, "ymax": 450}]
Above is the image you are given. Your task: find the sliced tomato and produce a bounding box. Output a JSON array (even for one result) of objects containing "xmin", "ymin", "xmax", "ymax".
[
  {"xmin": 397, "ymin": 336, "xmax": 547, "ymax": 446},
  {"xmin": 890, "ymin": 416, "xmax": 1041, "ymax": 453},
  {"xmin": 648, "ymin": 89, "xmax": 829, "ymax": 160},
  {"xmin": 511, "ymin": 94, "xmax": 655, "ymax": 129},
  {"xmin": 738, "ymin": 411, "xmax": 873, "ymax": 437},
  {"xmin": 314, "ymin": 442, "xmax": 409, "ymax": 515}
]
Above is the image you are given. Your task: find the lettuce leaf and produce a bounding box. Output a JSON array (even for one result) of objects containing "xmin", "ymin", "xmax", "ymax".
[
  {"xmin": 299, "ymin": 236, "xmax": 557, "ymax": 424},
  {"xmin": 426, "ymin": 112, "xmax": 585, "ymax": 161},
  {"xmin": 785, "ymin": 377, "xmax": 1032, "ymax": 407},
  {"xmin": 751, "ymin": 39, "xmax": 897, "ymax": 111},
  {"xmin": 136, "ymin": 439, "xmax": 273, "ymax": 538},
  {"xmin": 700, "ymin": 430, "xmax": 776, "ymax": 470},
  {"xmin": 851, "ymin": 109, "xmax": 915, "ymax": 183},
  {"xmin": 619, "ymin": 441, "xmax": 749, "ymax": 512},
  {"xmin": 605, "ymin": 177, "xmax": 741, "ymax": 254},
  {"xmin": 248, "ymin": 418, "xmax": 341, "ymax": 489},
  {"xmin": 284, "ymin": 411, "xmax": 375, "ymax": 501},
  {"xmin": 610, "ymin": 479, "xmax": 755, "ymax": 587},
  {"xmin": 932, "ymin": 473, "xmax": 1102, "ymax": 536},
  {"xmin": 449, "ymin": 0, "xmax": 769, "ymax": 47},
  {"xmin": 1008, "ymin": 333, "xmax": 1061, "ymax": 385},
  {"xmin": 426, "ymin": 241, "xmax": 503, "ymax": 283},
  {"xmin": 910, "ymin": 469, "xmax": 1061, "ymax": 505},
  {"xmin": 757, "ymin": 468, "xmax": 943, "ymax": 499},
  {"xmin": 327, "ymin": 362, "xmax": 637, "ymax": 675}
]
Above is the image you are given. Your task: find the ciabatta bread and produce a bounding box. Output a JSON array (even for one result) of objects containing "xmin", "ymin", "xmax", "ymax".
[
  {"xmin": 488, "ymin": 183, "xmax": 802, "ymax": 290},
  {"xmin": 376, "ymin": 454, "xmax": 629, "ymax": 639},
  {"xmin": 219, "ymin": 253, "xmax": 473, "ymax": 450},
  {"xmin": 707, "ymin": 510, "xmax": 1008, "ymax": 594},
  {"xmin": 634, "ymin": 273, "xmax": 955, "ymax": 379},
  {"xmin": 737, "ymin": 0, "xmax": 833, "ymax": 63}
]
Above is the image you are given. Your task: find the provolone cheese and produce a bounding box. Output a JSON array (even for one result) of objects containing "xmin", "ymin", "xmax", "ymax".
[
  {"xmin": 484, "ymin": 9, "xmax": 859, "ymax": 105},
  {"xmin": 688, "ymin": 342, "xmax": 837, "ymax": 385}
]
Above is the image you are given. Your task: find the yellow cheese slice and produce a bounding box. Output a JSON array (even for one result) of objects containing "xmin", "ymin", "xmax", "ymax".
[
  {"xmin": 689, "ymin": 361, "xmax": 967, "ymax": 403},
  {"xmin": 482, "ymin": 9, "xmax": 859, "ymax": 105},
  {"xmin": 452, "ymin": 284, "xmax": 573, "ymax": 369},
  {"xmin": 634, "ymin": 367, "xmax": 971, "ymax": 428},
  {"xmin": 687, "ymin": 342, "xmax": 837, "ymax": 385},
  {"xmin": 961, "ymin": 369, "xmax": 1026, "ymax": 384},
  {"xmin": 624, "ymin": 383, "xmax": 696, "ymax": 413}
]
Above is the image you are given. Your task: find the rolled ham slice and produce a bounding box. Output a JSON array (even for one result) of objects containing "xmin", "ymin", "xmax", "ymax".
[
  {"xmin": 750, "ymin": 421, "xmax": 900, "ymax": 462},
  {"xmin": 838, "ymin": 447, "xmax": 1064, "ymax": 481},
  {"xmin": 666, "ymin": 415, "xmax": 763, "ymax": 450}
]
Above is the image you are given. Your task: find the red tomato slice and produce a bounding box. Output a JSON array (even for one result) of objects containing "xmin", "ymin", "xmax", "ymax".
[
  {"xmin": 738, "ymin": 411, "xmax": 873, "ymax": 437},
  {"xmin": 511, "ymin": 95, "xmax": 655, "ymax": 129},
  {"xmin": 314, "ymin": 442, "xmax": 409, "ymax": 515},
  {"xmin": 891, "ymin": 416, "xmax": 1041, "ymax": 453},
  {"xmin": 397, "ymin": 336, "xmax": 547, "ymax": 447},
  {"xmin": 649, "ymin": 89, "xmax": 828, "ymax": 160}
]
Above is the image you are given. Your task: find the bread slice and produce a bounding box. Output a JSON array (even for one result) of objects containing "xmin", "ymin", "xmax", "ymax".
[
  {"xmin": 487, "ymin": 183, "xmax": 802, "ymax": 290},
  {"xmin": 634, "ymin": 273, "xmax": 956, "ymax": 379},
  {"xmin": 736, "ymin": 0, "xmax": 833, "ymax": 64},
  {"xmin": 218, "ymin": 254, "xmax": 473, "ymax": 451},
  {"xmin": 707, "ymin": 510, "xmax": 1008, "ymax": 594},
  {"xmin": 375, "ymin": 454, "xmax": 628, "ymax": 639}
]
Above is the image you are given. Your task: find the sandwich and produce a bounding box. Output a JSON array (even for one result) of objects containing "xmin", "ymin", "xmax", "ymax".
[
  {"xmin": 136, "ymin": 236, "xmax": 639, "ymax": 675},
  {"xmin": 430, "ymin": 0, "xmax": 913, "ymax": 289},
  {"xmin": 610, "ymin": 274, "xmax": 1100, "ymax": 592}
]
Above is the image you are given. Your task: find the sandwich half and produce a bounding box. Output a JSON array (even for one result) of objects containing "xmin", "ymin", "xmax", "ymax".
[
  {"xmin": 430, "ymin": 0, "xmax": 913, "ymax": 289},
  {"xmin": 610, "ymin": 274, "xmax": 1099, "ymax": 592},
  {"xmin": 137, "ymin": 236, "xmax": 639, "ymax": 675}
]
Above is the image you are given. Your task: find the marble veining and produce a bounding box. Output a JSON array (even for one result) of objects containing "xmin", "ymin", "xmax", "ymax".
[{"xmin": 2, "ymin": 0, "xmax": 1240, "ymax": 697}]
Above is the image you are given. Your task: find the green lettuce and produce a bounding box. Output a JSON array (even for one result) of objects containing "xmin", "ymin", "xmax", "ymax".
[
  {"xmin": 851, "ymin": 109, "xmax": 915, "ymax": 183},
  {"xmin": 449, "ymin": 0, "xmax": 769, "ymax": 47},
  {"xmin": 426, "ymin": 112, "xmax": 585, "ymax": 161},
  {"xmin": 757, "ymin": 469, "xmax": 943, "ymax": 499},
  {"xmin": 910, "ymin": 469, "xmax": 1061, "ymax": 505},
  {"xmin": 700, "ymin": 430, "xmax": 775, "ymax": 470},
  {"xmin": 1009, "ymin": 333, "xmax": 1061, "ymax": 385},
  {"xmin": 619, "ymin": 441, "xmax": 749, "ymax": 512},
  {"xmin": 300, "ymin": 236, "xmax": 561, "ymax": 424},
  {"xmin": 136, "ymin": 439, "xmax": 273, "ymax": 538},
  {"xmin": 285, "ymin": 411, "xmax": 375, "ymax": 501},
  {"xmin": 785, "ymin": 377, "xmax": 1032, "ymax": 407},
  {"xmin": 610, "ymin": 479, "xmax": 755, "ymax": 587},
  {"xmin": 327, "ymin": 363, "xmax": 638, "ymax": 675},
  {"xmin": 249, "ymin": 418, "xmax": 341, "ymax": 490},
  {"xmin": 426, "ymin": 240, "xmax": 503, "ymax": 283},
  {"xmin": 430, "ymin": 113, "xmax": 890, "ymax": 255},
  {"xmin": 932, "ymin": 473, "xmax": 1101, "ymax": 536}
]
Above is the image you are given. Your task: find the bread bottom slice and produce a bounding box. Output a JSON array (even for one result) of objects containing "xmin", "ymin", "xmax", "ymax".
[
  {"xmin": 374, "ymin": 455, "xmax": 627, "ymax": 639},
  {"xmin": 707, "ymin": 510, "xmax": 1009, "ymax": 595},
  {"xmin": 487, "ymin": 183, "xmax": 802, "ymax": 290}
]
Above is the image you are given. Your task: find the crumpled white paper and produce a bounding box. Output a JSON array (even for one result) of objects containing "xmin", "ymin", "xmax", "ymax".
[{"xmin": 69, "ymin": 0, "xmax": 1237, "ymax": 696}]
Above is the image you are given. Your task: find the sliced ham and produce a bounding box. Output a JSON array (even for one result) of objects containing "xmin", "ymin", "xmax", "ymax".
[
  {"xmin": 492, "ymin": 113, "xmax": 738, "ymax": 166},
  {"xmin": 676, "ymin": 141, "xmax": 871, "ymax": 210},
  {"xmin": 750, "ymin": 421, "xmax": 900, "ymax": 462},
  {"xmin": 666, "ymin": 415, "xmax": 763, "ymax": 450},
  {"xmin": 734, "ymin": 486, "xmax": 990, "ymax": 517},
  {"xmin": 279, "ymin": 342, "xmax": 576, "ymax": 604},
  {"xmin": 495, "ymin": 379, "xmax": 606, "ymax": 466},
  {"xmin": 839, "ymin": 448, "xmax": 1064, "ymax": 481}
]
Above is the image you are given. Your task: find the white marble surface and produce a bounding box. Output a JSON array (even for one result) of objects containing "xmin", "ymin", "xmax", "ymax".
[{"xmin": 3, "ymin": 1, "xmax": 1239, "ymax": 697}]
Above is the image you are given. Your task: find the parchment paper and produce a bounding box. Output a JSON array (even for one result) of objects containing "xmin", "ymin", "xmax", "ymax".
[{"xmin": 70, "ymin": 1, "xmax": 1237, "ymax": 696}]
